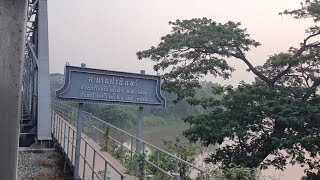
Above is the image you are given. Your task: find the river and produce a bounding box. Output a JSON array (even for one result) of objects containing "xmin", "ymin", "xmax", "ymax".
[{"xmin": 136, "ymin": 124, "xmax": 307, "ymax": 180}]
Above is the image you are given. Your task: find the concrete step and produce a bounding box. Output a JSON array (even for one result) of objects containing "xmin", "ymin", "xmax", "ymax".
[
  {"xmin": 20, "ymin": 126, "xmax": 37, "ymax": 134},
  {"xmin": 20, "ymin": 122, "xmax": 34, "ymax": 127},
  {"xmin": 21, "ymin": 119, "xmax": 32, "ymax": 124},
  {"xmin": 22, "ymin": 114, "xmax": 31, "ymax": 118},
  {"xmin": 20, "ymin": 130, "xmax": 36, "ymax": 134},
  {"xmin": 19, "ymin": 133, "xmax": 36, "ymax": 147},
  {"xmin": 19, "ymin": 105, "xmax": 36, "ymax": 147}
]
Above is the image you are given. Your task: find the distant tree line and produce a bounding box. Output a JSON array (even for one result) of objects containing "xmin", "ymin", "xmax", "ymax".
[{"xmin": 50, "ymin": 73, "xmax": 216, "ymax": 129}]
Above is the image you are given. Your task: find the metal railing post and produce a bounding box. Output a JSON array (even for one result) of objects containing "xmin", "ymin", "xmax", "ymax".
[
  {"xmin": 147, "ymin": 175, "xmax": 154, "ymax": 180},
  {"xmin": 173, "ymin": 173, "xmax": 180, "ymax": 180},
  {"xmin": 199, "ymin": 171, "xmax": 204, "ymax": 180},
  {"xmin": 88, "ymin": 113, "xmax": 93, "ymax": 134},
  {"xmin": 71, "ymin": 130, "xmax": 75, "ymax": 164},
  {"xmin": 58, "ymin": 117, "xmax": 62, "ymax": 143},
  {"xmin": 156, "ymin": 150, "xmax": 160, "ymax": 177},
  {"xmin": 142, "ymin": 142, "xmax": 145, "ymax": 154},
  {"xmin": 51, "ymin": 111, "xmax": 53, "ymax": 134},
  {"xmin": 104, "ymin": 161, "xmax": 108, "ymax": 180},
  {"xmin": 135, "ymin": 70, "xmax": 144, "ymax": 177},
  {"xmin": 74, "ymin": 103, "xmax": 84, "ymax": 179},
  {"xmin": 56, "ymin": 114, "xmax": 59, "ymax": 138},
  {"xmin": 120, "ymin": 131, "xmax": 124, "ymax": 163},
  {"xmin": 53, "ymin": 112, "xmax": 56, "ymax": 138},
  {"xmin": 83, "ymin": 142, "xmax": 87, "ymax": 180},
  {"xmin": 92, "ymin": 151, "xmax": 96, "ymax": 180},
  {"xmin": 67, "ymin": 126, "xmax": 70, "ymax": 158},
  {"xmin": 130, "ymin": 136, "xmax": 134, "ymax": 173},
  {"xmin": 175, "ymin": 159, "xmax": 179, "ymax": 174},
  {"xmin": 63, "ymin": 121, "xmax": 67, "ymax": 149}
]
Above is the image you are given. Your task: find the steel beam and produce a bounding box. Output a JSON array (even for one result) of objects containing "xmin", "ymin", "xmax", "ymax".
[{"xmin": 37, "ymin": 0, "xmax": 51, "ymax": 140}]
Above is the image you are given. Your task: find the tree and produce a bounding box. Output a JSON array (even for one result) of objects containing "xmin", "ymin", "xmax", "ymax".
[{"xmin": 137, "ymin": 0, "xmax": 320, "ymax": 177}]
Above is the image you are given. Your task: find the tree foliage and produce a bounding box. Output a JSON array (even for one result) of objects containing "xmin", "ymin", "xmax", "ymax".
[
  {"xmin": 146, "ymin": 137, "xmax": 197, "ymax": 180},
  {"xmin": 137, "ymin": 0, "xmax": 320, "ymax": 177},
  {"xmin": 208, "ymin": 166, "xmax": 259, "ymax": 180}
]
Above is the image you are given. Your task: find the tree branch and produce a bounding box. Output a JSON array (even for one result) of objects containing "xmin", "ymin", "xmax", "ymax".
[
  {"xmin": 302, "ymin": 78, "xmax": 320, "ymax": 100},
  {"xmin": 271, "ymin": 47, "xmax": 305, "ymax": 84},
  {"xmin": 235, "ymin": 47, "xmax": 272, "ymax": 86},
  {"xmin": 271, "ymin": 32, "xmax": 320, "ymax": 85},
  {"xmin": 302, "ymin": 74, "xmax": 310, "ymax": 88},
  {"xmin": 304, "ymin": 31, "xmax": 320, "ymax": 43}
]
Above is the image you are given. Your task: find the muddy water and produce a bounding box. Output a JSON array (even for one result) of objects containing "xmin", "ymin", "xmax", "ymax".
[
  {"xmin": 137, "ymin": 125, "xmax": 306, "ymax": 180},
  {"xmin": 193, "ymin": 151, "xmax": 305, "ymax": 180}
]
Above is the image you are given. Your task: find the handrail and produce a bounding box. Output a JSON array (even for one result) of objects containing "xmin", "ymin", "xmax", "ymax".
[
  {"xmin": 82, "ymin": 136, "xmax": 126, "ymax": 178},
  {"xmin": 57, "ymin": 102, "xmax": 205, "ymax": 172},
  {"xmin": 93, "ymin": 123, "xmax": 204, "ymax": 172},
  {"xmin": 52, "ymin": 111, "xmax": 126, "ymax": 180},
  {"xmin": 51, "ymin": 100, "xmax": 206, "ymax": 179}
]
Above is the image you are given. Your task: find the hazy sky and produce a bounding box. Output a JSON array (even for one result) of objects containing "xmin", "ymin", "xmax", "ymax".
[{"xmin": 48, "ymin": 0, "xmax": 313, "ymax": 85}]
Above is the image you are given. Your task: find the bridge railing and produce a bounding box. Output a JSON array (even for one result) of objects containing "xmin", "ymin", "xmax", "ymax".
[
  {"xmin": 51, "ymin": 110, "xmax": 126, "ymax": 180},
  {"xmin": 52, "ymin": 101, "xmax": 205, "ymax": 179}
]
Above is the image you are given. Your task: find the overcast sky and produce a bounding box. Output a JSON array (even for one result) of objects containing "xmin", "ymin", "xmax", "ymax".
[{"xmin": 48, "ymin": 0, "xmax": 313, "ymax": 85}]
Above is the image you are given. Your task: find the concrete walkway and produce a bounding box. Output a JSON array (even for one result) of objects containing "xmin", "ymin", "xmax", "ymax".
[{"xmin": 54, "ymin": 115, "xmax": 138, "ymax": 180}]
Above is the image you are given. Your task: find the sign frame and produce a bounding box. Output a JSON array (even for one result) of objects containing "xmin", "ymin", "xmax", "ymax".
[{"xmin": 56, "ymin": 65, "xmax": 166, "ymax": 108}]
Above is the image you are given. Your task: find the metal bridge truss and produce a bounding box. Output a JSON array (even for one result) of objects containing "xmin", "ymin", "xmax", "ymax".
[
  {"xmin": 21, "ymin": 0, "xmax": 51, "ymax": 146},
  {"xmin": 23, "ymin": 0, "xmax": 39, "ymax": 122}
]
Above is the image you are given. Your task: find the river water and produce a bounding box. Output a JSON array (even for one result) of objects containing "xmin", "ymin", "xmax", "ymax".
[
  {"xmin": 137, "ymin": 125, "xmax": 307, "ymax": 180},
  {"xmin": 192, "ymin": 151, "xmax": 305, "ymax": 179}
]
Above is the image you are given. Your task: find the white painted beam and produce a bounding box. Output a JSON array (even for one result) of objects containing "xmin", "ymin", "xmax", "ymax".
[{"xmin": 37, "ymin": 0, "xmax": 52, "ymax": 140}]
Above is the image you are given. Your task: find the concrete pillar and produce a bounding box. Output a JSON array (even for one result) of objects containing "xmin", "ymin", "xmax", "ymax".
[
  {"xmin": 37, "ymin": 0, "xmax": 51, "ymax": 140},
  {"xmin": 0, "ymin": 1, "xmax": 28, "ymax": 179}
]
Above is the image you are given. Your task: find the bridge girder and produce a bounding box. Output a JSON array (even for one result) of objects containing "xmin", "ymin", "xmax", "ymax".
[{"xmin": 23, "ymin": 0, "xmax": 51, "ymax": 142}]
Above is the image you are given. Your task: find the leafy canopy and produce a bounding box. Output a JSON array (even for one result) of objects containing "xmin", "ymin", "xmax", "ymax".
[
  {"xmin": 137, "ymin": 18, "xmax": 260, "ymax": 101},
  {"xmin": 137, "ymin": 0, "xmax": 320, "ymax": 177}
]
